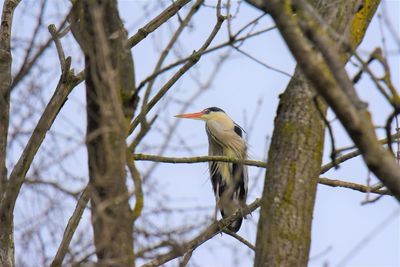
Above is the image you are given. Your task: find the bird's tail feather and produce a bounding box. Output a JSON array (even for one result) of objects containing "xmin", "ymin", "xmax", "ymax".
[
  {"xmin": 227, "ymin": 218, "xmax": 242, "ymax": 232},
  {"xmin": 221, "ymin": 210, "xmax": 243, "ymax": 232}
]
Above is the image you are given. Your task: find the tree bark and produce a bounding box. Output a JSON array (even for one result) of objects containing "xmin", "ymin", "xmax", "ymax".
[
  {"xmin": 0, "ymin": 1, "xmax": 21, "ymax": 266},
  {"xmin": 248, "ymin": 0, "xmax": 381, "ymax": 266},
  {"xmin": 71, "ymin": 1, "xmax": 137, "ymax": 266}
]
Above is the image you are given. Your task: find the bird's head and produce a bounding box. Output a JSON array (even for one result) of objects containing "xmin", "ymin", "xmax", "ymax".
[{"xmin": 175, "ymin": 107, "xmax": 226, "ymax": 121}]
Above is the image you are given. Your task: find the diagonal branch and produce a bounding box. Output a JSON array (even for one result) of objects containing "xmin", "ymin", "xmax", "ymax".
[
  {"xmin": 129, "ymin": 8, "xmax": 227, "ymax": 135},
  {"xmin": 136, "ymin": 26, "xmax": 275, "ymax": 91},
  {"xmin": 10, "ymin": 10, "xmax": 70, "ymax": 91},
  {"xmin": 252, "ymin": 0, "xmax": 400, "ymax": 200},
  {"xmin": 140, "ymin": 198, "xmax": 261, "ymax": 267},
  {"xmin": 3, "ymin": 68, "xmax": 79, "ymax": 216},
  {"xmin": 50, "ymin": 185, "xmax": 90, "ymax": 267},
  {"xmin": 321, "ymin": 132, "xmax": 400, "ymax": 174},
  {"xmin": 127, "ymin": 0, "xmax": 191, "ymax": 47}
]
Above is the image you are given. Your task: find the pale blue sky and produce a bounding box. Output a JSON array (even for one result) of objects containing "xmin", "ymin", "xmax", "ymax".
[{"xmin": 6, "ymin": 0, "xmax": 400, "ymax": 266}]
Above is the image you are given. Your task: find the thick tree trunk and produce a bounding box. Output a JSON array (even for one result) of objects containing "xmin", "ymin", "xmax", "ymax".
[
  {"xmin": 71, "ymin": 1, "xmax": 137, "ymax": 266},
  {"xmin": 248, "ymin": 0, "xmax": 381, "ymax": 266},
  {"xmin": 255, "ymin": 67, "xmax": 326, "ymax": 267}
]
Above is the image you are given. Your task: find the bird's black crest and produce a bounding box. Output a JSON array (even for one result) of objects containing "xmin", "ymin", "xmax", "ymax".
[{"xmin": 204, "ymin": 107, "xmax": 225, "ymax": 114}]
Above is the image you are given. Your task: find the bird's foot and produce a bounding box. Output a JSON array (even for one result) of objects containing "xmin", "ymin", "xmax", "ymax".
[{"xmin": 239, "ymin": 204, "xmax": 252, "ymax": 219}]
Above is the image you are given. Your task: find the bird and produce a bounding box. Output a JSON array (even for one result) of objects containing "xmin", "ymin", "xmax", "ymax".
[{"xmin": 175, "ymin": 107, "xmax": 248, "ymax": 232}]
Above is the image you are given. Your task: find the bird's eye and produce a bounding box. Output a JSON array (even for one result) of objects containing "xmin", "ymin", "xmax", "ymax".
[{"xmin": 203, "ymin": 109, "xmax": 210, "ymax": 114}]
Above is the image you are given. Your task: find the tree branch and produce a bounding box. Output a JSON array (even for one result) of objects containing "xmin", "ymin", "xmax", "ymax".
[
  {"xmin": 136, "ymin": 26, "xmax": 276, "ymax": 92},
  {"xmin": 222, "ymin": 230, "xmax": 256, "ymax": 251},
  {"xmin": 319, "ymin": 177, "xmax": 390, "ymax": 195},
  {"xmin": 133, "ymin": 153, "xmax": 392, "ymax": 196},
  {"xmin": 127, "ymin": 0, "xmax": 191, "ymax": 48},
  {"xmin": 50, "ymin": 186, "xmax": 90, "ymax": 267},
  {"xmin": 3, "ymin": 67, "xmax": 78, "ymax": 218},
  {"xmin": 253, "ymin": 1, "xmax": 400, "ymax": 200},
  {"xmin": 140, "ymin": 198, "xmax": 261, "ymax": 267},
  {"xmin": 129, "ymin": 8, "xmax": 226, "ymax": 135},
  {"xmin": 133, "ymin": 153, "xmax": 267, "ymax": 168},
  {"xmin": 321, "ymin": 132, "xmax": 400, "ymax": 174}
]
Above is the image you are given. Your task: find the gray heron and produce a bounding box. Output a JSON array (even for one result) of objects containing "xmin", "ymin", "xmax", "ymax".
[{"xmin": 175, "ymin": 107, "xmax": 248, "ymax": 232}]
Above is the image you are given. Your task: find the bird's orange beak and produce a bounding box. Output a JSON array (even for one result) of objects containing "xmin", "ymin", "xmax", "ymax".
[{"xmin": 174, "ymin": 111, "xmax": 204, "ymax": 119}]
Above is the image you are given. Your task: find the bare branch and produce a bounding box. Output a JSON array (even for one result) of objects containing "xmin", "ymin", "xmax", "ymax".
[
  {"xmin": 3, "ymin": 67, "xmax": 78, "ymax": 218},
  {"xmin": 222, "ymin": 230, "xmax": 256, "ymax": 251},
  {"xmin": 11, "ymin": 10, "xmax": 70, "ymax": 91},
  {"xmin": 140, "ymin": 198, "xmax": 261, "ymax": 267},
  {"xmin": 133, "ymin": 153, "xmax": 268, "ymax": 168},
  {"xmin": 133, "ymin": 154, "xmax": 392, "ymax": 196},
  {"xmin": 127, "ymin": 0, "xmax": 191, "ymax": 47},
  {"xmin": 136, "ymin": 27, "xmax": 275, "ymax": 91},
  {"xmin": 50, "ymin": 186, "xmax": 90, "ymax": 267},
  {"xmin": 232, "ymin": 45, "xmax": 292, "ymax": 77},
  {"xmin": 129, "ymin": 9, "xmax": 227, "ymax": 135},
  {"xmin": 255, "ymin": 0, "xmax": 400, "ymax": 200},
  {"xmin": 48, "ymin": 24, "xmax": 66, "ymax": 70},
  {"xmin": 321, "ymin": 132, "xmax": 400, "ymax": 174},
  {"xmin": 142, "ymin": 0, "xmax": 204, "ymax": 108},
  {"xmin": 319, "ymin": 177, "xmax": 390, "ymax": 195},
  {"xmin": 24, "ymin": 178, "xmax": 81, "ymax": 198},
  {"xmin": 314, "ymin": 96, "xmax": 338, "ymax": 169}
]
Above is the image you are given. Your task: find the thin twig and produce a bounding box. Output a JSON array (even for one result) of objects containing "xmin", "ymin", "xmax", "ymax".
[
  {"xmin": 321, "ymin": 132, "xmax": 400, "ymax": 174},
  {"xmin": 231, "ymin": 45, "xmax": 292, "ymax": 77},
  {"xmin": 135, "ymin": 27, "xmax": 275, "ymax": 91},
  {"xmin": 11, "ymin": 10, "xmax": 70, "ymax": 90},
  {"xmin": 223, "ymin": 230, "xmax": 256, "ymax": 250},
  {"xmin": 319, "ymin": 177, "xmax": 390, "ymax": 195},
  {"xmin": 353, "ymin": 50, "xmax": 393, "ymax": 104},
  {"xmin": 48, "ymin": 24, "xmax": 66, "ymax": 70},
  {"xmin": 129, "ymin": 7, "xmax": 227, "ymax": 135},
  {"xmin": 141, "ymin": 0, "xmax": 204, "ymax": 108},
  {"xmin": 314, "ymin": 95, "xmax": 338, "ymax": 169}
]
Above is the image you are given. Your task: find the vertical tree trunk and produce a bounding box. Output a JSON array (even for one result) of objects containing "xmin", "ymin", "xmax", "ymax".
[
  {"xmin": 255, "ymin": 67, "xmax": 327, "ymax": 267},
  {"xmin": 0, "ymin": 1, "xmax": 21, "ymax": 266},
  {"xmin": 249, "ymin": 1, "xmax": 380, "ymax": 266},
  {"xmin": 71, "ymin": 1, "xmax": 137, "ymax": 266}
]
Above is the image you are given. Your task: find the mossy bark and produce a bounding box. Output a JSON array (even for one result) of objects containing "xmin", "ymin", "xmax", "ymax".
[
  {"xmin": 252, "ymin": 1, "xmax": 380, "ymax": 266},
  {"xmin": 255, "ymin": 68, "xmax": 326, "ymax": 267}
]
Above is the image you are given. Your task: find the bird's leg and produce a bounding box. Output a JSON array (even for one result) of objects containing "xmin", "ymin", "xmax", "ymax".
[
  {"xmin": 214, "ymin": 204, "xmax": 218, "ymax": 222},
  {"xmin": 214, "ymin": 183, "xmax": 219, "ymax": 222}
]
